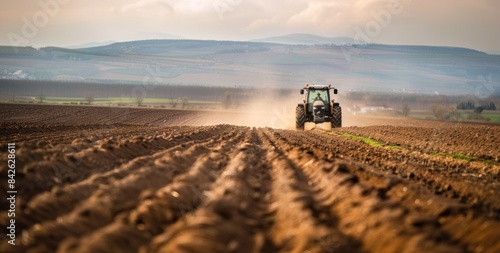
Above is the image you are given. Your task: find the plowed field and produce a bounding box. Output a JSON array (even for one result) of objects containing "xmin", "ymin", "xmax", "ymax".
[{"xmin": 1, "ymin": 103, "xmax": 499, "ymax": 253}]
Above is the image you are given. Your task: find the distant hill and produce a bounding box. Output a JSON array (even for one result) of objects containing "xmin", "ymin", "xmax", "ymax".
[
  {"xmin": 251, "ymin": 33, "xmax": 354, "ymax": 45},
  {"xmin": 0, "ymin": 39, "xmax": 499, "ymax": 96},
  {"xmin": 66, "ymin": 41, "xmax": 117, "ymax": 49},
  {"xmin": 66, "ymin": 33, "xmax": 184, "ymax": 49},
  {"xmin": 76, "ymin": 39, "xmax": 274, "ymax": 55}
]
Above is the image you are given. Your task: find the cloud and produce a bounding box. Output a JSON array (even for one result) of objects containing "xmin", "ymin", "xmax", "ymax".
[
  {"xmin": 288, "ymin": 2, "xmax": 346, "ymax": 25},
  {"xmin": 287, "ymin": 0, "xmax": 405, "ymax": 27},
  {"xmin": 245, "ymin": 17, "xmax": 279, "ymax": 31},
  {"xmin": 0, "ymin": 0, "xmax": 498, "ymax": 51},
  {"xmin": 120, "ymin": 0, "xmax": 174, "ymax": 15}
]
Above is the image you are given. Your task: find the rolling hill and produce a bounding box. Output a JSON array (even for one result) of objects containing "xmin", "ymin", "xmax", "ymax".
[
  {"xmin": 251, "ymin": 33, "xmax": 354, "ymax": 45},
  {"xmin": 0, "ymin": 38, "xmax": 499, "ymax": 96}
]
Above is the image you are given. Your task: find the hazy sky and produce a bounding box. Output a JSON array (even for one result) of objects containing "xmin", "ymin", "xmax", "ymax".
[{"xmin": 1, "ymin": 0, "xmax": 499, "ymax": 52}]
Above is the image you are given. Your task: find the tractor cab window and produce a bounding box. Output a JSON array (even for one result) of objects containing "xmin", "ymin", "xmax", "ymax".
[
  {"xmin": 307, "ymin": 89, "xmax": 328, "ymax": 104},
  {"xmin": 306, "ymin": 89, "xmax": 328, "ymax": 112}
]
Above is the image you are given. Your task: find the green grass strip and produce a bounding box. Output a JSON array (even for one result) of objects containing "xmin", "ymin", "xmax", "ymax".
[
  {"xmin": 336, "ymin": 132, "xmax": 494, "ymax": 165},
  {"xmin": 340, "ymin": 133, "xmax": 401, "ymax": 149}
]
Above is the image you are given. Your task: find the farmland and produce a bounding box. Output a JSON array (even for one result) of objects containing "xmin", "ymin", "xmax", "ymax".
[{"xmin": 0, "ymin": 103, "xmax": 499, "ymax": 253}]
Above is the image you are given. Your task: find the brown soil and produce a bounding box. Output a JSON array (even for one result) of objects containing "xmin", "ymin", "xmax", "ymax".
[{"xmin": 0, "ymin": 103, "xmax": 499, "ymax": 253}]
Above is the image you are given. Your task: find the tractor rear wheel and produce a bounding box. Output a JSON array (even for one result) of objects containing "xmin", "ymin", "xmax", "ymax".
[
  {"xmin": 296, "ymin": 105, "xmax": 306, "ymax": 130},
  {"xmin": 331, "ymin": 106, "xmax": 342, "ymax": 128}
]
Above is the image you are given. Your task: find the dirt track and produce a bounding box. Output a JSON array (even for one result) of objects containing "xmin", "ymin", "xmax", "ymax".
[{"xmin": 0, "ymin": 103, "xmax": 499, "ymax": 253}]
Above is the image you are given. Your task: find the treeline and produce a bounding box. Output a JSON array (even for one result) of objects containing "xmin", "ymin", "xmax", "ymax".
[
  {"xmin": 3, "ymin": 80, "xmax": 498, "ymax": 111},
  {"xmin": 344, "ymin": 91, "xmax": 500, "ymax": 111},
  {"xmin": 0, "ymin": 79, "xmax": 294, "ymax": 104},
  {"xmin": 457, "ymin": 101, "xmax": 496, "ymax": 111}
]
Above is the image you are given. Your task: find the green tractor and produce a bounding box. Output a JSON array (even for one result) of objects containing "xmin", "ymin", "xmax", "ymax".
[{"xmin": 296, "ymin": 84, "xmax": 342, "ymax": 130}]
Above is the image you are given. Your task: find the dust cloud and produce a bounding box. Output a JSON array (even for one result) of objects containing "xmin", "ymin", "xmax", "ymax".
[
  {"xmin": 191, "ymin": 89, "xmax": 355, "ymax": 129},
  {"xmin": 193, "ymin": 91, "xmax": 299, "ymax": 129}
]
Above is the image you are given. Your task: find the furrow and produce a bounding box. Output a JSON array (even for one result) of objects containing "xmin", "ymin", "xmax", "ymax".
[
  {"xmin": 258, "ymin": 128, "xmax": 361, "ymax": 253},
  {"xmin": 300, "ymin": 129, "xmax": 500, "ymax": 219},
  {"xmin": 336, "ymin": 125, "xmax": 500, "ymax": 163},
  {"xmin": 13, "ymin": 131, "xmax": 231, "ymax": 253},
  {"xmin": 297, "ymin": 130, "xmax": 500, "ymax": 253},
  {"xmin": 56, "ymin": 129, "xmax": 247, "ymax": 253},
  {"xmin": 20, "ymin": 128, "xmax": 240, "ymax": 228},
  {"xmin": 269, "ymin": 129, "xmax": 465, "ymax": 253},
  {"xmin": 145, "ymin": 128, "xmax": 275, "ymax": 253},
  {"xmin": 10, "ymin": 125, "xmax": 228, "ymax": 203}
]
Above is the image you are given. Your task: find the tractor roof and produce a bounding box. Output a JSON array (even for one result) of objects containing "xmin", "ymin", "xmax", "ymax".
[{"xmin": 304, "ymin": 84, "xmax": 334, "ymax": 90}]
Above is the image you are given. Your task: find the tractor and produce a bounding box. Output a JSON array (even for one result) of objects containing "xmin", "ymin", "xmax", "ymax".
[{"xmin": 296, "ymin": 84, "xmax": 342, "ymax": 130}]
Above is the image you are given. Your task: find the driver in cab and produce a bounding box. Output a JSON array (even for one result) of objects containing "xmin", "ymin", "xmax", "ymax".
[{"xmin": 313, "ymin": 93, "xmax": 326, "ymax": 104}]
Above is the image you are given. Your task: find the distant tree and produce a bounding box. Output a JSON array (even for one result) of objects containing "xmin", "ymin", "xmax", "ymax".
[
  {"xmin": 170, "ymin": 97, "xmax": 178, "ymax": 108},
  {"xmin": 480, "ymin": 102, "xmax": 496, "ymax": 111},
  {"xmin": 222, "ymin": 92, "xmax": 232, "ymax": 109},
  {"xmin": 457, "ymin": 101, "xmax": 475, "ymax": 110},
  {"xmin": 84, "ymin": 92, "xmax": 94, "ymax": 105},
  {"xmin": 489, "ymin": 102, "xmax": 496, "ymax": 111},
  {"xmin": 469, "ymin": 106, "xmax": 485, "ymax": 120},
  {"xmin": 135, "ymin": 93, "xmax": 144, "ymax": 106},
  {"xmin": 180, "ymin": 96, "xmax": 189, "ymax": 108},
  {"xmin": 473, "ymin": 106, "xmax": 484, "ymax": 114},
  {"xmin": 430, "ymin": 105, "xmax": 459, "ymax": 120},
  {"xmin": 38, "ymin": 94, "xmax": 45, "ymax": 103},
  {"xmin": 490, "ymin": 102, "xmax": 497, "ymax": 111},
  {"xmin": 401, "ymin": 103, "xmax": 411, "ymax": 117},
  {"xmin": 486, "ymin": 95, "xmax": 499, "ymax": 110}
]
